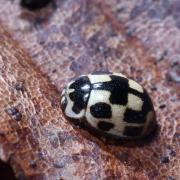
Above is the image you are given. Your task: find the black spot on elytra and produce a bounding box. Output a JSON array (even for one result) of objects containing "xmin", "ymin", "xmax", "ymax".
[
  {"xmin": 128, "ymin": 87, "xmax": 143, "ymax": 98},
  {"xmin": 109, "ymin": 76, "xmax": 129, "ymax": 105},
  {"xmin": 143, "ymin": 90, "xmax": 154, "ymax": 111},
  {"xmin": 90, "ymin": 103, "xmax": 112, "ymax": 118},
  {"xmin": 92, "ymin": 75, "xmax": 129, "ymax": 105},
  {"xmin": 124, "ymin": 126, "xmax": 143, "ymax": 137},
  {"xmin": 124, "ymin": 108, "xmax": 146, "ymax": 124},
  {"xmin": 69, "ymin": 76, "xmax": 91, "ymax": 114},
  {"xmin": 98, "ymin": 121, "xmax": 114, "ymax": 131},
  {"xmin": 124, "ymin": 89, "xmax": 154, "ymax": 124}
]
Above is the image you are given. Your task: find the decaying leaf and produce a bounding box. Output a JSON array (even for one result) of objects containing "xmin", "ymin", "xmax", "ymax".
[{"xmin": 0, "ymin": 0, "xmax": 179, "ymax": 179}]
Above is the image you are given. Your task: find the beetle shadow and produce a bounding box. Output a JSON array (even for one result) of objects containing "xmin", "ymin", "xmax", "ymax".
[
  {"xmin": 83, "ymin": 122, "xmax": 159, "ymax": 148},
  {"xmin": 64, "ymin": 115, "xmax": 160, "ymax": 148}
]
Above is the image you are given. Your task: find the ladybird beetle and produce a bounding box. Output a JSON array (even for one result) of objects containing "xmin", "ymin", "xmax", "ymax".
[{"xmin": 61, "ymin": 72, "xmax": 156, "ymax": 139}]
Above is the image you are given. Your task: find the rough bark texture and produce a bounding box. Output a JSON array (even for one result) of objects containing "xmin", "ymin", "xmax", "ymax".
[{"xmin": 0, "ymin": 0, "xmax": 179, "ymax": 179}]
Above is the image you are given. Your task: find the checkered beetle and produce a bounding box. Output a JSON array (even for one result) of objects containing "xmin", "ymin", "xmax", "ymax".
[{"xmin": 61, "ymin": 72, "xmax": 156, "ymax": 139}]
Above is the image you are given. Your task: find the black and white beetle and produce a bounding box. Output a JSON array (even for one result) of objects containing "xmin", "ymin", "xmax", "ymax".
[{"xmin": 61, "ymin": 72, "xmax": 156, "ymax": 139}]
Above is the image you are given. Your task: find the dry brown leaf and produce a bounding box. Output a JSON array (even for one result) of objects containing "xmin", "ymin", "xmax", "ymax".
[{"xmin": 0, "ymin": 0, "xmax": 179, "ymax": 179}]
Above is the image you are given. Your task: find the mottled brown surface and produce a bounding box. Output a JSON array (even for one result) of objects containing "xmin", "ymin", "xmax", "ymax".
[{"xmin": 0, "ymin": 0, "xmax": 179, "ymax": 179}]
